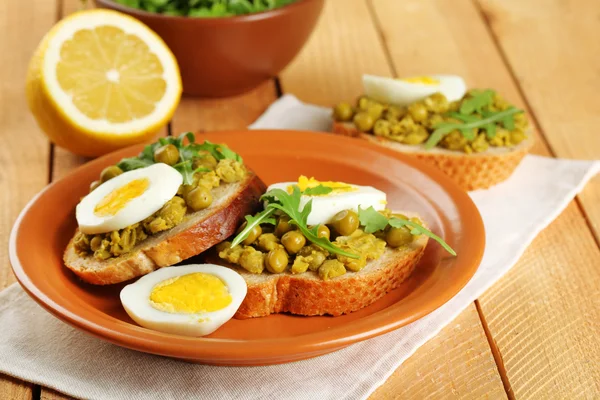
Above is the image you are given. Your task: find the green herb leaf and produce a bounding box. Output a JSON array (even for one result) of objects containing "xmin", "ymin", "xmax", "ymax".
[
  {"xmin": 357, "ymin": 206, "xmax": 389, "ymax": 233},
  {"xmin": 448, "ymin": 112, "xmax": 480, "ymax": 123},
  {"xmin": 302, "ymin": 185, "xmax": 333, "ymax": 196},
  {"xmin": 459, "ymin": 89, "xmax": 495, "ymax": 115},
  {"xmin": 231, "ymin": 208, "xmax": 277, "ymax": 247},
  {"xmin": 425, "ymin": 124, "xmax": 457, "ymax": 150},
  {"xmin": 482, "ymin": 123, "xmax": 497, "ymax": 139},
  {"xmin": 389, "ymin": 218, "xmax": 456, "ymax": 256},
  {"xmin": 260, "ymin": 187, "xmax": 360, "ymax": 259},
  {"xmin": 115, "ymin": 132, "xmax": 242, "ymax": 184},
  {"xmin": 425, "ymin": 107, "xmax": 523, "ymax": 149},
  {"xmin": 117, "ymin": 156, "xmax": 153, "ymax": 171},
  {"xmin": 195, "ymin": 140, "xmax": 243, "ymax": 163}
]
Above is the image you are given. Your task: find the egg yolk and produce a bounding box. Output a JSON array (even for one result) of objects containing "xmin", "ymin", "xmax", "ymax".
[
  {"xmin": 149, "ymin": 273, "xmax": 232, "ymax": 314},
  {"xmin": 401, "ymin": 76, "xmax": 440, "ymax": 85},
  {"xmin": 94, "ymin": 178, "xmax": 149, "ymax": 217},
  {"xmin": 293, "ymin": 176, "xmax": 356, "ymax": 195}
]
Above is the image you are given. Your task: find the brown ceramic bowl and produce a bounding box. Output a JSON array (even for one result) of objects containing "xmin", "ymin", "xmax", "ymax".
[
  {"xmin": 10, "ymin": 130, "xmax": 485, "ymax": 366},
  {"xmin": 94, "ymin": 0, "xmax": 324, "ymax": 97}
]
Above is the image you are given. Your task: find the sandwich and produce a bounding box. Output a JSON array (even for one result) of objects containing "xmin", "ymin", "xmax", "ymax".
[
  {"xmin": 64, "ymin": 132, "xmax": 266, "ymax": 285},
  {"xmin": 212, "ymin": 176, "xmax": 456, "ymax": 318},
  {"xmin": 331, "ymin": 75, "xmax": 533, "ymax": 190}
]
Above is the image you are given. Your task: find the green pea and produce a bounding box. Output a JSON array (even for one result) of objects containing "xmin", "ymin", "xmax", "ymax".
[
  {"xmin": 331, "ymin": 210, "xmax": 359, "ymax": 236},
  {"xmin": 100, "ymin": 166, "xmax": 123, "ymax": 183},
  {"xmin": 275, "ymin": 216, "xmax": 293, "ymax": 237},
  {"xmin": 193, "ymin": 153, "xmax": 218, "ymax": 169},
  {"xmin": 154, "ymin": 144, "xmax": 180, "ymax": 166},
  {"xmin": 317, "ymin": 225, "xmax": 330, "ymax": 240},
  {"xmin": 333, "ymin": 102, "xmax": 354, "ymax": 121},
  {"xmin": 386, "ymin": 226, "xmax": 414, "ymax": 248},
  {"xmin": 353, "ymin": 112, "xmax": 375, "ymax": 132},
  {"xmin": 366, "ymin": 104, "xmax": 384, "ymax": 120},
  {"xmin": 281, "ymin": 231, "xmax": 306, "ymax": 254},
  {"xmin": 408, "ymin": 102, "xmax": 428, "ymax": 122},
  {"xmin": 266, "ymin": 248, "xmax": 289, "ymax": 274},
  {"xmin": 186, "ymin": 187, "xmax": 213, "ymax": 211}
]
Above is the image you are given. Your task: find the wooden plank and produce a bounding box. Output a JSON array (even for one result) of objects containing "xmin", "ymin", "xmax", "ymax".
[
  {"xmin": 169, "ymin": 81, "xmax": 277, "ymax": 134},
  {"xmin": 370, "ymin": 306, "xmax": 506, "ymax": 399},
  {"xmin": 279, "ymin": 0, "xmax": 392, "ymax": 106},
  {"xmin": 0, "ymin": 374, "xmax": 32, "ymax": 400},
  {"xmin": 480, "ymin": 203, "xmax": 600, "ymax": 398},
  {"xmin": 41, "ymin": 388, "xmax": 72, "ymax": 400},
  {"xmin": 477, "ymin": 0, "xmax": 600, "ymax": 240},
  {"xmin": 368, "ymin": 0, "xmax": 600, "ymax": 397},
  {"xmin": 0, "ymin": 0, "xmax": 59, "ymax": 398},
  {"xmin": 279, "ymin": 0, "xmax": 506, "ymax": 397}
]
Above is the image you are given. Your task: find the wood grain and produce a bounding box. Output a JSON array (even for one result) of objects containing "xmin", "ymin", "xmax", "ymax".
[
  {"xmin": 373, "ymin": 0, "xmax": 600, "ymax": 397},
  {"xmin": 480, "ymin": 202, "xmax": 600, "ymax": 398},
  {"xmin": 476, "ymin": 0, "xmax": 600, "ymax": 241},
  {"xmin": 0, "ymin": 0, "xmax": 58, "ymax": 397},
  {"xmin": 279, "ymin": 0, "xmax": 392, "ymax": 106},
  {"xmin": 370, "ymin": 307, "xmax": 505, "ymax": 399},
  {"xmin": 279, "ymin": 0, "xmax": 506, "ymax": 397},
  {"xmin": 170, "ymin": 80, "xmax": 277, "ymax": 134},
  {"xmin": 41, "ymin": 388, "xmax": 71, "ymax": 400},
  {"xmin": 365, "ymin": 0, "xmax": 600, "ymax": 397},
  {"xmin": 0, "ymin": 374, "xmax": 32, "ymax": 400}
]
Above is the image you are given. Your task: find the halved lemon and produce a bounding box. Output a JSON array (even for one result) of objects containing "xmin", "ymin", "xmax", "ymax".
[{"xmin": 26, "ymin": 9, "xmax": 182, "ymax": 157}]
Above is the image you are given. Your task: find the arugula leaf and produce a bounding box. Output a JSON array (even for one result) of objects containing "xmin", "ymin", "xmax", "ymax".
[
  {"xmin": 302, "ymin": 185, "xmax": 333, "ymax": 196},
  {"xmin": 231, "ymin": 208, "xmax": 277, "ymax": 247},
  {"xmin": 482, "ymin": 123, "xmax": 497, "ymax": 139},
  {"xmin": 117, "ymin": 156, "xmax": 153, "ymax": 171},
  {"xmin": 358, "ymin": 206, "xmax": 389, "ymax": 233},
  {"xmin": 356, "ymin": 207, "xmax": 456, "ymax": 256},
  {"xmin": 459, "ymin": 89, "xmax": 495, "ymax": 115},
  {"xmin": 425, "ymin": 107, "xmax": 523, "ymax": 149},
  {"xmin": 195, "ymin": 140, "xmax": 243, "ymax": 163},
  {"xmin": 114, "ymin": 132, "xmax": 242, "ymax": 185},
  {"xmin": 389, "ymin": 218, "xmax": 457, "ymax": 256},
  {"xmin": 259, "ymin": 187, "xmax": 360, "ymax": 259}
]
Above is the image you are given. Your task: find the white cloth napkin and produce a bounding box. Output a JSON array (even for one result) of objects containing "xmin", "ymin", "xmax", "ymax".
[{"xmin": 1, "ymin": 95, "xmax": 599, "ymax": 400}]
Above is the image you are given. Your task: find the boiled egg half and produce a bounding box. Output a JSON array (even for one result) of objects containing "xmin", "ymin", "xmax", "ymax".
[
  {"xmin": 362, "ymin": 74, "xmax": 466, "ymax": 106},
  {"xmin": 120, "ymin": 264, "xmax": 247, "ymax": 337},
  {"xmin": 76, "ymin": 163, "xmax": 182, "ymax": 235},
  {"xmin": 267, "ymin": 176, "xmax": 386, "ymax": 226}
]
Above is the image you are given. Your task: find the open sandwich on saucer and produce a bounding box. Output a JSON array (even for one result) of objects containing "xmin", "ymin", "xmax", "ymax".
[
  {"xmin": 212, "ymin": 176, "xmax": 456, "ymax": 318},
  {"xmin": 64, "ymin": 133, "xmax": 265, "ymax": 285}
]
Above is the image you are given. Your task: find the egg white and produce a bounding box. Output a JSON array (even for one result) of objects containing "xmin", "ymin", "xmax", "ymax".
[
  {"xmin": 267, "ymin": 182, "xmax": 387, "ymax": 226},
  {"xmin": 76, "ymin": 163, "xmax": 183, "ymax": 235},
  {"xmin": 120, "ymin": 264, "xmax": 247, "ymax": 337},
  {"xmin": 362, "ymin": 74, "xmax": 466, "ymax": 106}
]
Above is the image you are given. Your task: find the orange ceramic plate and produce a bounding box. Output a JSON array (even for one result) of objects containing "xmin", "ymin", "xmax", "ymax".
[{"xmin": 10, "ymin": 130, "xmax": 484, "ymax": 366}]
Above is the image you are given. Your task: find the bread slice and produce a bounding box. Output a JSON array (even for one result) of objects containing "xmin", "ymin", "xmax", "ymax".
[
  {"xmin": 209, "ymin": 231, "xmax": 429, "ymax": 319},
  {"xmin": 333, "ymin": 121, "xmax": 533, "ymax": 191},
  {"xmin": 64, "ymin": 173, "xmax": 266, "ymax": 285}
]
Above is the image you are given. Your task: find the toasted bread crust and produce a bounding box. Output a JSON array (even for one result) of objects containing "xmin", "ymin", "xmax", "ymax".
[
  {"xmin": 209, "ymin": 235, "xmax": 428, "ymax": 319},
  {"xmin": 64, "ymin": 173, "xmax": 266, "ymax": 285},
  {"xmin": 332, "ymin": 121, "xmax": 532, "ymax": 190}
]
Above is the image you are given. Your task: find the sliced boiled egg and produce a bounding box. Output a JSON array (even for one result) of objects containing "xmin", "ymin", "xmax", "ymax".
[
  {"xmin": 267, "ymin": 176, "xmax": 387, "ymax": 226},
  {"xmin": 120, "ymin": 264, "xmax": 247, "ymax": 337},
  {"xmin": 362, "ymin": 74, "xmax": 466, "ymax": 106},
  {"xmin": 76, "ymin": 163, "xmax": 182, "ymax": 235}
]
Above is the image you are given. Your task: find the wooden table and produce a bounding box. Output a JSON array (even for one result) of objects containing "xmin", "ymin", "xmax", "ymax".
[{"xmin": 2, "ymin": 0, "xmax": 599, "ymax": 398}]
